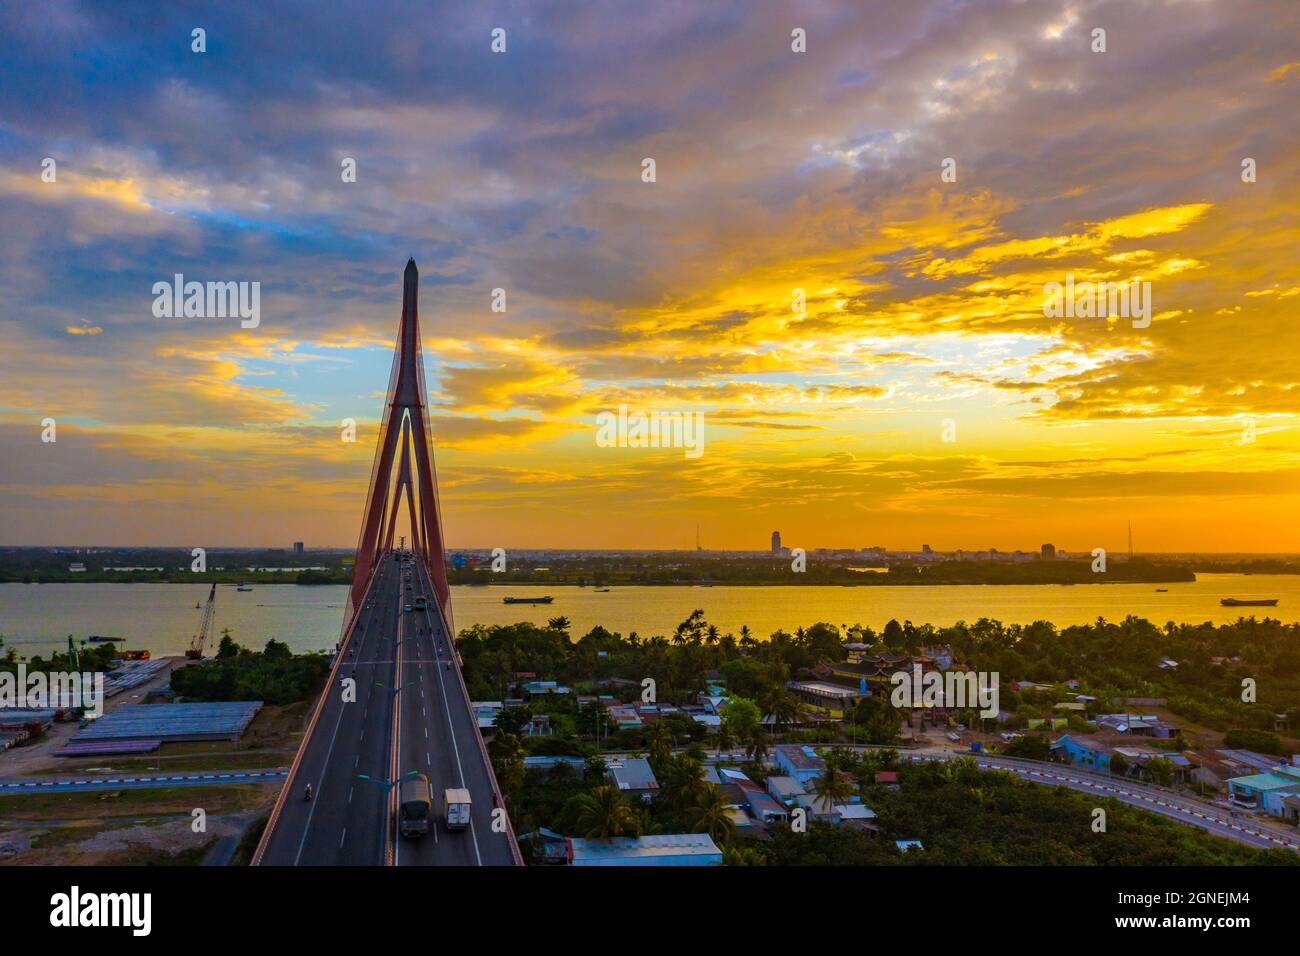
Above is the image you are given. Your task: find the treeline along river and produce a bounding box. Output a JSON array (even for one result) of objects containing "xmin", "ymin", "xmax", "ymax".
[{"xmin": 1, "ymin": 574, "xmax": 1297, "ymax": 658}]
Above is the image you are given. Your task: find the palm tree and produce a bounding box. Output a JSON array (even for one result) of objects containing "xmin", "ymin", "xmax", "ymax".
[
  {"xmin": 571, "ymin": 785, "xmax": 639, "ymax": 839},
  {"xmin": 662, "ymin": 754, "xmax": 708, "ymax": 812},
  {"xmin": 685, "ymin": 784, "xmax": 735, "ymax": 846},
  {"xmin": 812, "ymin": 764, "xmax": 855, "ymax": 816},
  {"xmin": 762, "ymin": 689, "xmax": 808, "ymax": 742},
  {"xmin": 722, "ymin": 844, "xmax": 765, "ymax": 866},
  {"xmin": 747, "ymin": 726, "xmax": 770, "ymax": 761},
  {"xmin": 645, "ymin": 720, "xmax": 674, "ymax": 768},
  {"xmin": 716, "ymin": 722, "xmax": 735, "ymax": 756},
  {"xmin": 674, "ymin": 609, "xmax": 707, "ymax": 646},
  {"xmin": 488, "ymin": 731, "xmax": 524, "ymax": 796}
]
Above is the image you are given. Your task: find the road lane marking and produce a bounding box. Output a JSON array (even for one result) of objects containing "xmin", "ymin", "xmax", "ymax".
[
  {"xmin": 428, "ymin": 588, "xmax": 483, "ymax": 866},
  {"xmin": 387, "ymin": 604, "xmax": 403, "ymax": 867},
  {"xmin": 290, "ymin": 564, "xmax": 390, "ymax": 866}
]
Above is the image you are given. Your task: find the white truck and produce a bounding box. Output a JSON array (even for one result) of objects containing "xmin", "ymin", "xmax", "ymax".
[{"xmin": 443, "ymin": 788, "xmax": 472, "ymax": 830}]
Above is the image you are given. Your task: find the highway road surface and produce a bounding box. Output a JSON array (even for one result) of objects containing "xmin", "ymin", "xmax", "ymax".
[
  {"xmin": 256, "ymin": 553, "xmax": 401, "ymax": 864},
  {"xmin": 255, "ymin": 550, "xmax": 518, "ymax": 865},
  {"xmin": 393, "ymin": 555, "xmax": 517, "ymax": 865}
]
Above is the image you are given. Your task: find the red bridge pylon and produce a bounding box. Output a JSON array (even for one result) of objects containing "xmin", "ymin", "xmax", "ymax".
[{"xmin": 347, "ymin": 259, "xmax": 451, "ymax": 632}]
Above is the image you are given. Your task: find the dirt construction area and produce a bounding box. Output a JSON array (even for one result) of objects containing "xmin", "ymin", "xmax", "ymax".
[
  {"xmin": 0, "ymin": 683, "xmax": 313, "ymax": 864},
  {"xmin": 0, "ymin": 786, "xmax": 274, "ymax": 865}
]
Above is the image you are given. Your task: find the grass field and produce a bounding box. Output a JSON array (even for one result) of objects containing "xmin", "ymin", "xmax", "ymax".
[
  {"xmin": 0, "ymin": 782, "xmax": 277, "ymax": 819},
  {"xmin": 0, "ymin": 783, "xmax": 277, "ymax": 865}
]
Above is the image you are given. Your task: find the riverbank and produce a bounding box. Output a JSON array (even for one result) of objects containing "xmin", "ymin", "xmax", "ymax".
[{"xmin": 3, "ymin": 575, "xmax": 1298, "ymax": 658}]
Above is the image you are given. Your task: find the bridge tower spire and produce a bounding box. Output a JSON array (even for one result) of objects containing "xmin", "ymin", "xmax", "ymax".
[{"xmin": 348, "ymin": 259, "xmax": 451, "ymax": 630}]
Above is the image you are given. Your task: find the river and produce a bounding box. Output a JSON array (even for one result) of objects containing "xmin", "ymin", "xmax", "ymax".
[{"xmin": 0, "ymin": 574, "xmax": 1295, "ymax": 658}]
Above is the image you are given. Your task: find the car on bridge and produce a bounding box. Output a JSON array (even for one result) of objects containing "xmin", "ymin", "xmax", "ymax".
[{"xmin": 404, "ymin": 604, "xmax": 412, "ymax": 613}]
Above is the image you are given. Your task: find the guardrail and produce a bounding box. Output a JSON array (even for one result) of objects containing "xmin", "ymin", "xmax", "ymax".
[
  {"xmin": 249, "ymin": 561, "xmax": 379, "ymax": 866},
  {"xmin": 417, "ymin": 555, "xmax": 523, "ymax": 866}
]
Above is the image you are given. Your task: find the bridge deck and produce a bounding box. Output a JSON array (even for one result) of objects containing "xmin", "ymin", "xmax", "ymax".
[{"xmin": 254, "ymin": 552, "xmax": 519, "ymax": 865}]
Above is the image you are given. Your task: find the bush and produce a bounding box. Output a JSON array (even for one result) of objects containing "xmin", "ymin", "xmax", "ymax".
[
  {"xmin": 1002, "ymin": 734, "xmax": 1051, "ymax": 761},
  {"xmin": 522, "ymin": 735, "xmax": 586, "ymax": 756},
  {"xmin": 1224, "ymin": 728, "xmax": 1284, "ymax": 755},
  {"xmin": 171, "ymin": 638, "xmax": 330, "ymax": 705}
]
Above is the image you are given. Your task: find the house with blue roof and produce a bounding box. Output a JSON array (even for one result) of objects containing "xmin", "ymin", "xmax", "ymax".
[
  {"xmin": 773, "ymin": 744, "xmax": 826, "ymax": 783},
  {"xmin": 1227, "ymin": 762, "xmax": 1300, "ymax": 821},
  {"xmin": 1051, "ymin": 734, "xmax": 1113, "ymax": 771},
  {"xmin": 567, "ymin": 834, "xmax": 722, "ymax": 866}
]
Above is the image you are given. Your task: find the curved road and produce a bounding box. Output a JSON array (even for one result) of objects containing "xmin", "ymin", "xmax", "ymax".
[{"xmin": 905, "ymin": 749, "xmax": 1300, "ymax": 852}]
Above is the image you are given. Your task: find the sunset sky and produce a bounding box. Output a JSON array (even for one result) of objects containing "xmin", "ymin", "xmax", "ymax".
[{"xmin": 1, "ymin": 0, "xmax": 1298, "ymax": 552}]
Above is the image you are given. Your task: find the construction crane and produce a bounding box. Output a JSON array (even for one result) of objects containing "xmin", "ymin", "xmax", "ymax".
[
  {"xmin": 187, "ymin": 583, "xmax": 217, "ymax": 660},
  {"xmin": 67, "ymin": 635, "xmax": 79, "ymax": 670}
]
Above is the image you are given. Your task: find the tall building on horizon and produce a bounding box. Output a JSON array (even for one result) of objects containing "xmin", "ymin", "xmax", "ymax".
[
  {"xmin": 293, "ymin": 541, "xmax": 304, "ymax": 555},
  {"xmin": 1041, "ymin": 543, "xmax": 1056, "ymax": 560},
  {"xmin": 771, "ymin": 531, "xmax": 781, "ymax": 553}
]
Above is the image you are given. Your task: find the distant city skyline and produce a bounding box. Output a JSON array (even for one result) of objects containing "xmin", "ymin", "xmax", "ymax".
[{"xmin": 9, "ymin": 539, "xmax": 1300, "ymax": 559}]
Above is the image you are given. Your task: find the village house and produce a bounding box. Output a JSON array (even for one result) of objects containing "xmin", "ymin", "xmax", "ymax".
[
  {"xmin": 773, "ymin": 744, "xmax": 826, "ymax": 784},
  {"xmin": 567, "ymin": 834, "xmax": 722, "ymax": 866},
  {"xmin": 605, "ymin": 756, "xmax": 659, "ymax": 800},
  {"xmin": 1051, "ymin": 733, "xmax": 1114, "ymax": 771},
  {"xmin": 1227, "ymin": 761, "xmax": 1300, "ymax": 821}
]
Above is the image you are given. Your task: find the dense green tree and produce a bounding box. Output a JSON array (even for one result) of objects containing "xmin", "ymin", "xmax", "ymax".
[
  {"xmin": 659, "ymin": 753, "xmax": 709, "ymax": 813},
  {"xmin": 495, "ymin": 705, "xmax": 533, "ymax": 738},
  {"xmin": 645, "ymin": 720, "xmax": 674, "ymax": 769},
  {"xmin": 762, "ymin": 688, "xmax": 807, "ymax": 741},
  {"xmin": 216, "ymin": 629, "xmax": 239, "ymax": 659},
  {"xmin": 170, "ymin": 634, "xmax": 329, "ymax": 705},
  {"xmin": 685, "ymin": 784, "xmax": 735, "ymax": 846},
  {"xmin": 489, "ymin": 731, "xmax": 525, "ymax": 796},
  {"xmin": 719, "ymin": 696, "xmax": 761, "ymax": 744},
  {"xmin": 849, "ymin": 694, "xmax": 904, "ymax": 745},
  {"xmin": 567, "ymin": 785, "xmax": 640, "ymax": 838},
  {"xmin": 812, "ymin": 764, "xmax": 855, "ymax": 811}
]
